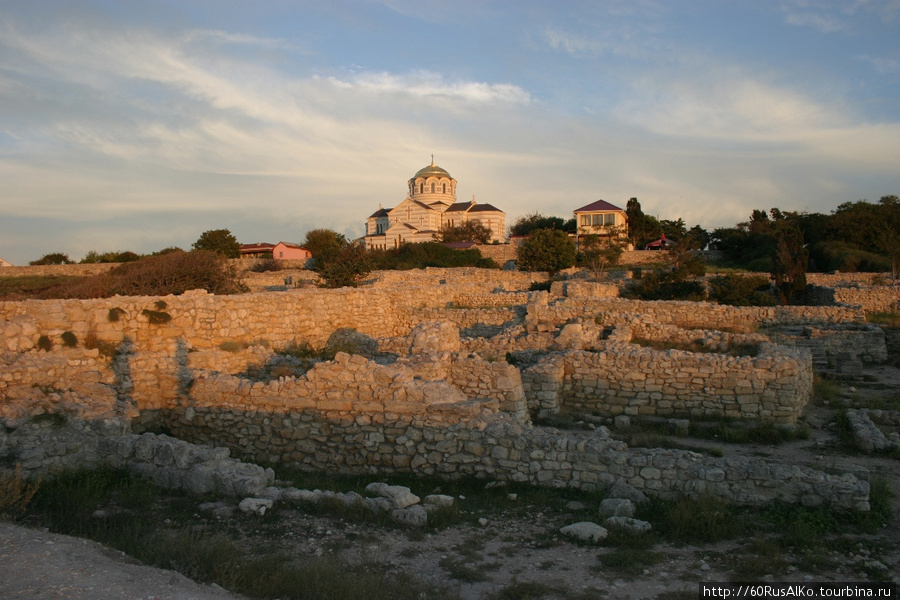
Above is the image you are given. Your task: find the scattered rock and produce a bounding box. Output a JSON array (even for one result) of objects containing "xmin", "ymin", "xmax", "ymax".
[
  {"xmin": 608, "ymin": 479, "xmax": 649, "ymax": 505},
  {"xmin": 560, "ymin": 522, "xmax": 608, "ymax": 543},
  {"xmin": 391, "ymin": 505, "xmax": 428, "ymax": 527},
  {"xmin": 365, "ymin": 482, "xmax": 420, "ymax": 509},
  {"xmin": 605, "ymin": 516, "xmax": 652, "ymax": 534},
  {"xmin": 599, "ymin": 498, "xmax": 636, "ymax": 518},
  {"xmin": 238, "ymin": 498, "xmax": 273, "ymax": 516}
]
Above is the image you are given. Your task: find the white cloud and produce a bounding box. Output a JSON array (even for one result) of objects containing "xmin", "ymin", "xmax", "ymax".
[{"xmin": 326, "ymin": 70, "xmax": 533, "ymax": 105}]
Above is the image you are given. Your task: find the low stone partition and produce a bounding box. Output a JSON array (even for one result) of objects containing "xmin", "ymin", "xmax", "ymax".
[
  {"xmin": 412, "ymin": 306, "xmax": 524, "ymax": 338},
  {"xmin": 550, "ymin": 281, "xmax": 620, "ymax": 298},
  {"xmin": 769, "ymin": 324, "xmax": 887, "ymax": 368},
  {"xmin": 525, "ymin": 293, "xmax": 866, "ymax": 335},
  {"xmin": 179, "ymin": 351, "xmax": 528, "ymax": 428},
  {"xmin": 833, "ymin": 287, "xmax": 900, "ymax": 313},
  {"xmin": 521, "ymin": 342, "xmax": 813, "ymax": 424},
  {"xmin": 142, "ymin": 407, "xmax": 868, "ymax": 511}
]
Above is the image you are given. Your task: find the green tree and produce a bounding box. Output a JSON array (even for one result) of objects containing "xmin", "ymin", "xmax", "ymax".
[
  {"xmin": 439, "ymin": 221, "xmax": 492, "ymax": 244},
  {"xmin": 192, "ymin": 229, "xmax": 241, "ymax": 258},
  {"xmin": 771, "ymin": 224, "xmax": 808, "ymax": 305},
  {"xmin": 81, "ymin": 250, "xmax": 140, "ymax": 263},
  {"xmin": 578, "ymin": 228, "xmax": 625, "ymax": 280},
  {"xmin": 29, "ymin": 253, "xmax": 74, "ymax": 265},
  {"xmin": 625, "ymin": 198, "xmax": 663, "ymax": 248},
  {"xmin": 303, "ymin": 228, "xmax": 347, "ymax": 269},
  {"xmin": 509, "ymin": 213, "xmax": 574, "ymax": 237},
  {"xmin": 317, "ymin": 242, "xmax": 374, "ymax": 288},
  {"xmin": 516, "ymin": 228, "xmax": 576, "ymax": 275}
]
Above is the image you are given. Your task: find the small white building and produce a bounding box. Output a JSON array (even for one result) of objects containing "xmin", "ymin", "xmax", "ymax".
[
  {"xmin": 364, "ymin": 160, "xmax": 506, "ymax": 250},
  {"xmin": 573, "ymin": 200, "xmax": 631, "ymax": 250},
  {"xmin": 0, "ymin": 257, "xmax": 13, "ymax": 268}
]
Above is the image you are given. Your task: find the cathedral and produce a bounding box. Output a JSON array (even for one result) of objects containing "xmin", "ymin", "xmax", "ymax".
[{"xmin": 363, "ymin": 159, "xmax": 506, "ymax": 250}]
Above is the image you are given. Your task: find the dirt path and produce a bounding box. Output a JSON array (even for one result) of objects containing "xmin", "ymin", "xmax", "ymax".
[{"xmin": 0, "ymin": 523, "xmax": 245, "ymax": 600}]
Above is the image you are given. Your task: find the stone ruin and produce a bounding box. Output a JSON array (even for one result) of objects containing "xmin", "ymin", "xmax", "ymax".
[{"xmin": 2, "ymin": 269, "xmax": 896, "ymax": 514}]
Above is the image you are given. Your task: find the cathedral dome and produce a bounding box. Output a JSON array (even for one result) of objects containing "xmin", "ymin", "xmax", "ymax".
[{"xmin": 413, "ymin": 161, "xmax": 451, "ymax": 180}]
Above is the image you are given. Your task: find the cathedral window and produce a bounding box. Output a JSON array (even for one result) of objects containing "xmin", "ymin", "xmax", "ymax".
[
  {"xmin": 442, "ymin": 183, "xmax": 446, "ymax": 193},
  {"xmin": 419, "ymin": 183, "xmax": 424, "ymax": 193},
  {"xmin": 431, "ymin": 182, "xmax": 435, "ymax": 193}
]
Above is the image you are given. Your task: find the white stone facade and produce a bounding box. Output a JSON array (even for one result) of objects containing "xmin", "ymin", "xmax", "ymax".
[{"xmin": 365, "ymin": 161, "xmax": 506, "ymax": 249}]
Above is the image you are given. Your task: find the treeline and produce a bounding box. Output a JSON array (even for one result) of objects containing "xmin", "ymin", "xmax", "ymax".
[{"xmin": 711, "ymin": 196, "xmax": 900, "ymax": 276}]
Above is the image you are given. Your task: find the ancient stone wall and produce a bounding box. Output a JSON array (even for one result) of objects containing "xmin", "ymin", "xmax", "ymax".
[
  {"xmin": 525, "ymin": 293, "xmax": 865, "ymax": 335},
  {"xmin": 524, "ymin": 344, "xmax": 812, "ymax": 424}
]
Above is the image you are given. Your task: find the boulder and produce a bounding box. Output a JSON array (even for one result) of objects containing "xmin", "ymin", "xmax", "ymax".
[
  {"xmin": 238, "ymin": 497, "xmax": 273, "ymax": 516},
  {"xmin": 365, "ymin": 482, "xmax": 420, "ymax": 509},
  {"xmin": 599, "ymin": 498, "xmax": 636, "ymax": 518},
  {"xmin": 605, "ymin": 516, "xmax": 652, "ymax": 534},
  {"xmin": 608, "ymin": 479, "xmax": 649, "ymax": 505},
  {"xmin": 391, "ymin": 505, "xmax": 428, "ymax": 527},
  {"xmin": 560, "ymin": 522, "xmax": 608, "ymax": 543}
]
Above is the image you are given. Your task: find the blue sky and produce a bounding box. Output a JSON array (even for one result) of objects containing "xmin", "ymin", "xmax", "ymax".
[{"xmin": 1, "ymin": 0, "xmax": 898, "ymax": 265}]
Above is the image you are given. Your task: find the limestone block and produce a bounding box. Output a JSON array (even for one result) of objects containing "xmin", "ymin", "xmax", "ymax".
[
  {"xmin": 559, "ymin": 521, "xmax": 608, "ymax": 543},
  {"xmin": 365, "ymin": 482, "xmax": 420, "ymax": 509},
  {"xmin": 239, "ymin": 497, "xmax": 273, "ymax": 515},
  {"xmin": 391, "ymin": 505, "xmax": 428, "ymax": 527},
  {"xmin": 604, "ymin": 516, "xmax": 652, "ymax": 533},
  {"xmin": 599, "ymin": 498, "xmax": 636, "ymax": 518}
]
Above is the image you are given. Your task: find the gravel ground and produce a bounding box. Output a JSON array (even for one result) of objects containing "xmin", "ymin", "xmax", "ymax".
[{"xmin": 0, "ymin": 523, "xmax": 245, "ymax": 600}]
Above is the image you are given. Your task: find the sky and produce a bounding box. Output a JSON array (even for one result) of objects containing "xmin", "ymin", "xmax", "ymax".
[{"xmin": 1, "ymin": 0, "xmax": 898, "ymax": 265}]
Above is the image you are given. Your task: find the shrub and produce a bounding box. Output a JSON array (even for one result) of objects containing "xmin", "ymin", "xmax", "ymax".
[
  {"xmin": 317, "ymin": 243, "xmax": 374, "ymax": 288},
  {"xmin": 29, "ymin": 253, "xmax": 74, "ymax": 265},
  {"xmin": 39, "ymin": 250, "xmax": 248, "ymax": 298},
  {"xmin": 83, "ymin": 329, "xmax": 118, "ymax": 358},
  {"xmin": 372, "ymin": 242, "xmax": 496, "ymax": 270},
  {"xmin": 61, "ymin": 331, "xmax": 78, "ymax": 348},
  {"xmin": 107, "ymin": 307, "xmax": 126, "ymax": 322},
  {"xmin": 37, "ymin": 335, "xmax": 52, "ymax": 352},
  {"xmin": 141, "ymin": 309, "xmax": 172, "ymax": 325},
  {"xmin": 708, "ymin": 274, "xmax": 777, "ymax": 306},
  {"xmin": 516, "ymin": 229, "xmax": 576, "ymax": 274},
  {"xmin": 0, "ymin": 465, "xmax": 41, "ymax": 521},
  {"xmin": 248, "ymin": 258, "xmax": 282, "ymax": 272},
  {"xmin": 219, "ymin": 341, "xmax": 243, "ymax": 353}
]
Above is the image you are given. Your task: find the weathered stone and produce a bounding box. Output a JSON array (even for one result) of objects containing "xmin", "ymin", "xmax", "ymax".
[
  {"xmin": 391, "ymin": 505, "xmax": 428, "ymax": 527},
  {"xmin": 238, "ymin": 497, "xmax": 273, "ymax": 515},
  {"xmin": 599, "ymin": 498, "xmax": 636, "ymax": 518},
  {"xmin": 365, "ymin": 482, "xmax": 420, "ymax": 509},
  {"xmin": 604, "ymin": 516, "xmax": 652, "ymax": 534},
  {"xmin": 560, "ymin": 521, "xmax": 608, "ymax": 543}
]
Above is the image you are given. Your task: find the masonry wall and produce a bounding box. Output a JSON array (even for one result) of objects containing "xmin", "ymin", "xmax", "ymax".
[
  {"xmin": 525, "ymin": 293, "xmax": 866, "ymax": 334},
  {"xmin": 533, "ymin": 344, "xmax": 812, "ymax": 424}
]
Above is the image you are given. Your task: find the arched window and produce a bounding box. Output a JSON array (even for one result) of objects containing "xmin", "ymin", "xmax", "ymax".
[
  {"xmin": 431, "ymin": 182, "xmax": 435, "ymax": 193},
  {"xmin": 419, "ymin": 183, "xmax": 424, "ymax": 194},
  {"xmin": 442, "ymin": 183, "xmax": 446, "ymax": 193}
]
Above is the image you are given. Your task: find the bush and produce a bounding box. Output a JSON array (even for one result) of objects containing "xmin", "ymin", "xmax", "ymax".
[
  {"xmin": 516, "ymin": 229, "xmax": 576, "ymax": 274},
  {"xmin": 38, "ymin": 250, "xmax": 248, "ymax": 298},
  {"xmin": 37, "ymin": 335, "xmax": 52, "ymax": 352},
  {"xmin": 372, "ymin": 242, "xmax": 496, "ymax": 270},
  {"xmin": 29, "ymin": 253, "xmax": 74, "ymax": 265},
  {"xmin": 708, "ymin": 274, "xmax": 777, "ymax": 306},
  {"xmin": 0, "ymin": 465, "xmax": 41, "ymax": 521},
  {"xmin": 191, "ymin": 229, "xmax": 241, "ymax": 258},
  {"xmin": 61, "ymin": 331, "xmax": 78, "ymax": 348},
  {"xmin": 248, "ymin": 259, "xmax": 282, "ymax": 273},
  {"xmin": 318, "ymin": 243, "xmax": 374, "ymax": 288}
]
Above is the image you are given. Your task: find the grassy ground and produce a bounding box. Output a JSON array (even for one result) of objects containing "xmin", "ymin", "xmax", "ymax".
[
  {"xmin": 0, "ymin": 274, "xmax": 82, "ymax": 300},
  {"xmin": 3, "ymin": 463, "xmax": 893, "ymax": 599}
]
